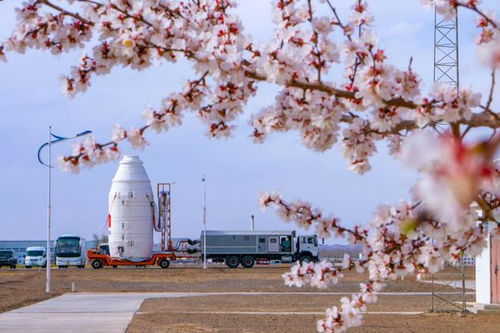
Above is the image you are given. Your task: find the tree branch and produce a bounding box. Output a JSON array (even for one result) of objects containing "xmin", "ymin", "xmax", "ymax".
[{"xmin": 39, "ymin": 0, "xmax": 93, "ymax": 25}]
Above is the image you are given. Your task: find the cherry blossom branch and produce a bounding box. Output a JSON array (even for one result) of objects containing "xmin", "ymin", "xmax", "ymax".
[
  {"xmin": 245, "ymin": 70, "xmax": 499, "ymax": 129},
  {"xmin": 484, "ymin": 69, "xmax": 498, "ymax": 120},
  {"xmin": 39, "ymin": 0, "xmax": 92, "ymax": 25},
  {"xmin": 260, "ymin": 192, "xmax": 368, "ymax": 243},
  {"xmin": 458, "ymin": 2, "xmax": 498, "ymax": 28}
]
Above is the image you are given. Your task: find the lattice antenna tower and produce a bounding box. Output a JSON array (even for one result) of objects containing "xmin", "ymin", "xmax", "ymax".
[
  {"xmin": 431, "ymin": 7, "xmax": 467, "ymax": 313},
  {"xmin": 434, "ymin": 9, "xmax": 459, "ymax": 87}
]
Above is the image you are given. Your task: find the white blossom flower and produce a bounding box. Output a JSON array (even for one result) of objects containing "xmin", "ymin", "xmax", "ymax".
[{"xmin": 126, "ymin": 127, "xmax": 149, "ymax": 149}]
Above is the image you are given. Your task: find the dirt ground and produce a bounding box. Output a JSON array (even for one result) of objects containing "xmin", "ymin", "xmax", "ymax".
[
  {"xmin": 128, "ymin": 312, "xmax": 500, "ymax": 333},
  {"xmin": 0, "ymin": 265, "xmax": 489, "ymax": 332}
]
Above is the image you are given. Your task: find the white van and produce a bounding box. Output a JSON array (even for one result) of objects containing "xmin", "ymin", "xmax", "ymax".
[{"xmin": 25, "ymin": 246, "xmax": 47, "ymax": 268}]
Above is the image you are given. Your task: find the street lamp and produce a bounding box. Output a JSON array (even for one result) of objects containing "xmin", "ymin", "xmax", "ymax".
[
  {"xmin": 37, "ymin": 126, "xmax": 92, "ymax": 293},
  {"xmin": 202, "ymin": 175, "xmax": 207, "ymax": 269}
]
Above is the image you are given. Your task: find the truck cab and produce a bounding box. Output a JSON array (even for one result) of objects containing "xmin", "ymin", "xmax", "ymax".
[
  {"xmin": 25, "ymin": 246, "xmax": 47, "ymax": 268},
  {"xmin": 98, "ymin": 243, "xmax": 110, "ymax": 255},
  {"xmin": 296, "ymin": 235, "xmax": 319, "ymax": 263}
]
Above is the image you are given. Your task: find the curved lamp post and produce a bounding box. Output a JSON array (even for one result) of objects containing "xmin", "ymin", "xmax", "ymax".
[{"xmin": 37, "ymin": 127, "xmax": 92, "ymax": 293}]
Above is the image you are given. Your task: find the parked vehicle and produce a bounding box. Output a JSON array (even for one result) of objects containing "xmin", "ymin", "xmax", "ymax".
[
  {"xmin": 0, "ymin": 250, "xmax": 17, "ymax": 269},
  {"xmin": 97, "ymin": 243, "xmax": 110, "ymax": 255},
  {"xmin": 25, "ymin": 246, "xmax": 47, "ymax": 268},
  {"xmin": 87, "ymin": 240, "xmax": 200, "ymax": 269},
  {"xmin": 200, "ymin": 230, "xmax": 319, "ymax": 268},
  {"xmin": 55, "ymin": 235, "xmax": 86, "ymax": 268}
]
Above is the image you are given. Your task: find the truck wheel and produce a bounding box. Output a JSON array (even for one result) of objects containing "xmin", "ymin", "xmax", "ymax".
[
  {"xmin": 187, "ymin": 239, "xmax": 199, "ymax": 246},
  {"xmin": 241, "ymin": 256, "xmax": 255, "ymax": 268},
  {"xmin": 25, "ymin": 266, "xmax": 31, "ymax": 269},
  {"xmin": 226, "ymin": 256, "xmax": 240, "ymax": 268},
  {"xmin": 91, "ymin": 260, "xmax": 103, "ymax": 269},
  {"xmin": 300, "ymin": 255, "xmax": 313, "ymax": 264},
  {"xmin": 159, "ymin": 259, "xmax": 170, "ymax": 269},
  {"xmin": 10, "ymin": 265, "xmax": 16, "ymax": 269}
]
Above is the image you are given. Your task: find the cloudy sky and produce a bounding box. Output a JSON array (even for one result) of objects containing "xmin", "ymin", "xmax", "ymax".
[{"xmin": 0, "ymin": 0, "xmax": 498, "ymax": 243}]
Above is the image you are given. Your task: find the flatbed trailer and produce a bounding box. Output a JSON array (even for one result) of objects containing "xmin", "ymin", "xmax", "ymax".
[{"xmin": 87, "ymin": 249, "xmax": 178, "ymax": 269}]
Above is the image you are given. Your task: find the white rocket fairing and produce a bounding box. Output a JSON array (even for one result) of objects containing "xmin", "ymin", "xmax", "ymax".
[{"xmin": 108, "ymin": 155, "xmax": 154, "ymax": 259}]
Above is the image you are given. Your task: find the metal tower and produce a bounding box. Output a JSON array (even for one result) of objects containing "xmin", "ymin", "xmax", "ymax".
[
  {"xmin": 433, "ymin": 10, "xmax": 459, "ymax": 86},
  {"xmin": 430, "ymin": 7, "xmax": 468, "ymax": 313}
]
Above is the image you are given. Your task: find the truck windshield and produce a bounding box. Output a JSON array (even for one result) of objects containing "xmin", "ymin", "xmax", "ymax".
[
  {"xmin": 98, "ymin": 245, "xmax": 109, "ymax": 255},
  {"xmin": 56, "ymin": 238, "xmax": 81, "ymax": 257},
  {"xmin": 26, "ymin": 250, "xmax": 44, "ymax": 256},
  {"xmin": 0, "ymin": 251, "xmax": 12, "ymax": 258}
]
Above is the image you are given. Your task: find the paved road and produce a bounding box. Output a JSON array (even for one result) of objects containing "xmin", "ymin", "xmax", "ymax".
[
  {"xmin": 421, "ymin": 280, "xmax": 476, "ymax": 290},
  {"xmin": 0, "ymin": 291, "xmax": 476, "ymax": 332}
]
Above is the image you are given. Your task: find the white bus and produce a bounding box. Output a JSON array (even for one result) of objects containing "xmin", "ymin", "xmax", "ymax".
[{"xmin": 55, "ymin": 235, "xmax": 86, "ymax": 268}]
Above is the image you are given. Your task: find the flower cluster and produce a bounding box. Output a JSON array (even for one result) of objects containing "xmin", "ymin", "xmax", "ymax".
[
  {"xmin": 263, "ymin": 192, "xmax": 491, "ymax": 332},
  {"xmin": 401, "ymin": 131, "xmax": 499, "ymax": 227},
  {"xmin": 58, "ymin": 136, "xmax": 120, "ymax": 173},
  {"xmin": 283, "ymin": 261, "xmax": 344, "ymax": 289}
]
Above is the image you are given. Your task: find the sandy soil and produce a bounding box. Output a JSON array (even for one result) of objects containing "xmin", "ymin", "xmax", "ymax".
[
  {"xmin": 128, "ymin": 312, "xmax": 500, "ymax": 333},
  {"xmin": 136, "ymin": 294, "xmax": 475, "ymax": 314}
]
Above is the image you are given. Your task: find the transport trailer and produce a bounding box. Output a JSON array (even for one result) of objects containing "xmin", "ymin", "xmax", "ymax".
[
  {"xmin": 87, "ymin": 249, "xmax": 176, "ymax": 269},
  {"xmin": 201, "ymin": 230, "xmax": 319, "ymax": 268},
  {"xmin": 87, "ymin": 238, "xmax": 200, "ymax": 269}
]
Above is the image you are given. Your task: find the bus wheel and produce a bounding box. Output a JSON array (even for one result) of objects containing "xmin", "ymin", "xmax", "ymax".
[
  {"xmin": 226, "ymin": 256, "xmax": 240, "ymax": 268},
  {"xmin": 159, "ymin": 259, "xmax": 170, "ymax": 269},
  {"xmin": 241, "ymin": 256, "xmax": 255, "ymax": 268},
  {"xmin": 91, "ymin": 260, "xmax": 103, "ymax": 269}
]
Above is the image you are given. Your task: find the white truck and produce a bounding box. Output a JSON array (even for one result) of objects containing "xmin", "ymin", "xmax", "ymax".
[
  {"xmin": 201, "ymin": 230, "xmax": 319, "ymax": 268},
  {"xmin": 55, "ymin": 235, "xmax": 86, "ymax": 268},
  {"xmin": 24, "ymin": 246, "xmax": 47, "ymax": 268}
]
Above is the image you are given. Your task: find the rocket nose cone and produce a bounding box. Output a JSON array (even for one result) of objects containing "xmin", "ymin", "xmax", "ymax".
[
  {"xmin": 112, "ymin": 155, "xmax": 150, "ymax": 182},
  {"xmin": 120, "ymin": 155, "xmax": 143, "ymax": 165}
]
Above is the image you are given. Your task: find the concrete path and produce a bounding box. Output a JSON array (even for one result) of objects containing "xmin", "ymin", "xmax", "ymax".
[
  {"xmin": 165, "ymin": 310, "xmax": 425, "ymax": 315},
  {"xmin": 421, "ymin": 280, "xmax": 476, "ymax": 290},
  {"xmin": 0, "ymin": 291, "xmax": 476, "ymax": 332}
]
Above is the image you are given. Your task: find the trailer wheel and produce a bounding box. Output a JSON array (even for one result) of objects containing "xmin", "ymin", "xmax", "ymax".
[
  {"xmin": 300, "ymin": 255, "xmax": 313, "ymax": 264},
  {"xmin": 91, "ymin": 260, "xmax": 103, "ymax": 269},
  {"xmin": 10, "ymin": 265, "xmax": 16, "ymax": 269},
  {"xmin": 159, "ymin": 259, "xmax": 170, "ymax": 269},
  {"xmin": 241, "ymin": 256, "xmax": 255, "ymax": 268},
  {"xmin": 226, "ymin": 256, "xmax": 240, "ymax": 268}
]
